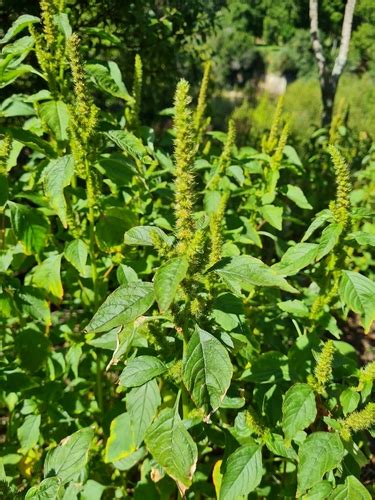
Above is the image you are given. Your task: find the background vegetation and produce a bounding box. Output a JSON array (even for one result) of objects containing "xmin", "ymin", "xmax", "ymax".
[{"xmin": 0, "ymin": 0, "xmax": 374, "ymax": 499}]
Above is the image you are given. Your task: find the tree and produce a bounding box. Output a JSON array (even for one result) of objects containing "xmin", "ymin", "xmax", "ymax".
[{"xmin": 309, "ymin": 0, "xmax": 357, "ymax": 126}]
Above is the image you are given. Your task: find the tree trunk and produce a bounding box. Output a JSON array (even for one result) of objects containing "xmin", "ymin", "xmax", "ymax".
[{"xmin": 309, "ymin": 0, "xmax": 357, "ymax": 128}]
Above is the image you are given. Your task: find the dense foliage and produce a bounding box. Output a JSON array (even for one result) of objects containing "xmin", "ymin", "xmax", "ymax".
[{"xmin": 0, "ymin": 1, "xmax": 374, "ymax": 499}]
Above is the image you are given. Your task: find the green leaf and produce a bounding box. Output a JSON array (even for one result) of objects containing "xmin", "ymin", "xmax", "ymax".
[
  {"xmin": 86, "ymin": 62, "xmax": 131, "ymax": 101},
  {"xmin": 213, "ymin": 255, "xmax": 298, "ymax": 294},
  {"xmin": 303, "ymin": 481, "xmax": 333, "ymax": 499},
  {"xmin": 64, "ymin": 239, "xmax": 88, "ymax": 275},
  {"xmin": 0, "ymin": 173, "xmax": 9, "ymax": 206},
  {"xmin": 25, "ymin": 477, "xmax": 62, "ymax": 499},
  {"xmin": 104, "ymin": 412, "xmax": 136, "ymax": 463},
  {"xmin": 124, "ymin": 225, "xmax": 173, "ymax": 246},
  {"xmin": 339, "ymin": 271, "xmax": 375, "ymax": 333},
  {"xmin": 54, "ymin": 13, "xmax": 72, "ymax": 39},
  {"xmin": 264, "ymin": 433, "xmax": 297, "ymax": 460},
  {"xmin": 278, "ymin": 299, "xmax": 309, "ymax": 317},
  {"xmin": 8, "ymin": 201, "xmax": 49, "ymax": 255},
  {"xmin": 32, "ymin": 254, "xmax": 63, "ymax": 301},
  {"xmin": 145, "ymin": 406, "xmax": 198, "ymax": 495},
  {"xmin": 154, "ymin": 256, "xmax": 188, "ymax": 312},
  {"xmin": 106, "ymin": 130, "xmax": 148, "ymax": 160},
  {"xmin": 220, "ymin": 444, "xmax": 263, "ymax": 500},
  {"xmin": 347, "ymin": 231, "xmax": 375, "ymax": 247},
  {"xmin": 38, "ymin": 100, "xmax": 69, "ymax": 141},
  {"xmin": 127, "ymin": 379, "xmax": 161, "ymax": 446},
  {"xmin": 119, "ymin": 355, "xmax": 167, "ymax": 388},
  {"xmin": 0, "ymin": 127, "xmax": 57, "ymax": 157},
  {"xmin": 44, "ymin": 428, "xmax": 94, "ymax": 484},
  {"xmin": 285, "ymin": 184, "xmax": 312, "ymax": 210},
  {"xmin": 272, "ymin": 243, "xmax": 318, "ymax": 276},
  {"xmin": 183, "ymin": 327, "xmax": 233, "ymax": 415},
  {"xmin": 17, "ymin": 414, "xmax": 41, "ymax": 452},
  {"xmin": 282, "ymin": 383, "xmax": 317, "ymax": 441},
  {"xmin": 86, "ymin": 282, "xmax": 154, "ymax": 333},
  {"xmin": 339, "ymin": 388, "xmax": 360, "ymax": 415},
  {"xmin": 316, "ymin": 223, "xmax": 343, "ymax": 261},
  {"xmin": 261, "ymin": 204, "xmax": 283, "ymax": 230},
  {"xmin": 297, "ymin": 432, "xmax": 344, "ymax": 494},
  {"xmin": 241, "ymin": 351, "xmax": 290, "ymax": 384},
  {"xmin": 329, "ymin": 475, "xmax": 371, "ymax": 499},
  {"xmin": 302, "ymin": 210, "xmax": 332, "ymax": 242},
  {"xmin": 42, "ymin": 155, "xmax": 74, "ymax": 227},
  {"xmin": 0, "ymin": 15, "xmax": 40, "ymax": 44}
]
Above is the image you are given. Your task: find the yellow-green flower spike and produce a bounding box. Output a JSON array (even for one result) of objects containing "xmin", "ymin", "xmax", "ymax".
[
  {"xmin": 129, "ymin": 54, "xmax": 143, "ymax": 130},
  {"xmin": 245, "ymin": 408, "xmax": 267, "ymax": 437},
  {"xmin": 328, "ymin": 145, "xmax": 351, "ymax": 229},
  {"xmin": 209, "ymin": 191, "xmax": 229, "ymax": 266},
  {"xmin": 340, "ymin": 402, "xmax": 375, "ymax": 440},
  {"xmin": 173, "ymin": 79, "xmax": 196, "ymax": 254},
  {"xmin": 209, "ymin": 119, "xmax": 236, "ymax": 191},
  {"xmin": 0, "ymin": 135, "xmax": 12, "ymax": 174},
  {"xmin": 309, "ymin": 340, "xmax": 336, "ymax": 395},
  {"xmin": 357, "ymin": 361, "xmax": 375, "ymax": 391},
  {"xmin": 67, "ymin": 34, "xmax": 91, "ymax": 120},
  {"xmin": 40, "ymin": 0, "xmax": 57, "ymax": 48},
  {"xmin": 194, "ymin": 60, "xmax": 211, "ymax": 145},
  {"xmin": 262, "ymin": 95, "xmax": 284, "ymax": 154},
  {"xmin": 271, "ymin": 122, "xmax": 288, "ymax": 168}
]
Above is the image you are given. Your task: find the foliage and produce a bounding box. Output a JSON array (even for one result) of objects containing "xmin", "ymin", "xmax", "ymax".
[{"xmin": 0, "ymin": 2, "xmax": 374, "ymax": 499}]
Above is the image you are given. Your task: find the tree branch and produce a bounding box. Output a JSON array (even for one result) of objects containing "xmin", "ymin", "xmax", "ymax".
[
  {"xmin": 332, "ymin": 0, "xmax": 357, "ymax": 80},
  {"xmin": 309, "ymin": 0, "xmax": 326, "ymax": 79}
]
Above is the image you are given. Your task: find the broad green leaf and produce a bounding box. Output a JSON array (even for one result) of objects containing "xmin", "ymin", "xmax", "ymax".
[
  {"xmin": 145, "ymin": 407, "xmax": 198, "ymax": 495},
  {"xmin": 38, "ymin": 100, "xmax": 69, "ymax": 141},
  {"xmin": 339, "ymin": 271, "xmax": 375, "ymax": 333},
  {"xmin": 113, "ymin": 447, "xmax": 147, "ymax": 471},
  {"xmin": 86, "ymin": 62, "xmax": 131, "ymax": 101},
  {"xmin": 302, "ymin": 210, "xmax": 332, "ymax": 242},
  {"xmin": 284, "ymin": 145, "xmax": 302, "ymax": 166},
  {"xmin": 285, "ymin": 184, "xmax": 312, "ymax": 209},
  {"xmin": 347, "ymin": 231, "xmax": 375, "ymax": 247},
  {"xmin": 272, "ymin": 243, "xmax": 318, "ymax": 276},
  {"xmin": 303, "ymin": 481, "xmax": 333, "ymax": 499},
  {"xmin": 44, "ymin": 428, "xmax": 94, "ymax": 484},
  {"xmin": 0, "ymin": 173, "xmax": 9, "ymax": 206},
  {"xmin": 278, "ymin": 299, "xmax": 309, "ymax": 317},
  {"xmin": 8, "ymin": 201, "xmax": 49, "ymax": 255},
  {"xmin": 154, "ymin": 256, "xmax": 188, "ymax": 312},
  {"xmin": 282, "ymin": 383, "xmax": 317, "ymax": 441},
  {"xmin": 213, "ymin": 255, "xmax": 298, "ymax": 294},
  {"xmin": 241, "ymin": 351, "xmax": 290, "ymax": 383},
  {"xmin": 264, "ymin": 433, "xmax": 298, "ymax": 460},
  {"xmin": 183, "ymin": 327, "xmax": 232, "ymax": 414},
  {"xmin": 104, "ymin": 412, "xmax": 136, "ymax": 463},
  {"xmin": 316, "ymin": 223, "xmax": 343, "ymax": 261},
  {"xmin": 86, "ymin": 282, "xmax": 154, "ymax": 333},
  {"xmin": 0, "ymin": 15, "xmax": 40, "ymax": 44},
  {"xmin": 339, "ymin": 388, "xmax": 360, "ymax": 415},
  {"xmin": 119, "ymin": 355, "xmax": 167, "ymax": 388},
  {"xmin": 19, "ymin": 287, "xmax": 51, "ymax": 325},
  {"xmin": 17, "ymin": 414, "xmax": 41, "ymax": 451},
  {"xmin": 80, "ymin": 479, "xmax": 106, "ymax": 500},
  {"xmin": 107, "ymin": 130, "xmax": 148, "ymax": 160},
  {"xmin": 124, "ymin": 225, "xmax": 173, "ymax": 246},
  {"xmin": 220, "ymin": 444, "xmax": 263, "ymax": 500},
  {"xmin": 25, "ymin": 477, "xmax": 62, "ymax": 499},
  {"xmin": 127, "ymin": 379, "xmax": 161, "ymax": 446},
  {"xmin": 329, "ymin": 475, "xmax": 371, "ymax": 499},
  {"xmin": 32, "ymin": 254, "xmax": 63, "ymax": 301},
  {"xmin": 261, "ymin": 204, "xmax": 283, "ymax": 230},
  {"xmin": 64, "ymin": 239, "xmax": 88, "ymax": 275},
  {"xmin": 297, "ymin": 432, "xmax": 344, "ymax": 494},
  {"xmin": 0, "ymin": 127, "xmax": 57, "ymax": 157},
  {"xmin": 42, "ymin": 155, "xmax": 74, "ymax": 227},
  {"xmin": 54, "ymin": 13, "xmax": 72, "ymax": 39}
]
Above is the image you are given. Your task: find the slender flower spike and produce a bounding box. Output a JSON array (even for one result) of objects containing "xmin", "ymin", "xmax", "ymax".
[
  {"xmin": 309, "ymin": 340, "xmax": 335, "ymax": 395},
  {"xmin": 67, "ymin": 34, "xmax": 92, "ymax": 120},
  {"xmin": 328, "ymin": 145, "xmax": 351, "ymax": 229},
  {"xmin": 129, "ymin": 54, "xmax": 143, "ymax": 130},
  {"xmin": 340, "ymin": 403, "xmax": 375, "ymax": 440},
  {"xmin": 262, "ymin": 95, "xmax": 284, "ymax": 154},
  {"xmin": 209, "ymin": 119, "xmax": 236, "ymax": 190},
  {"xmin": 173, "ymin": 79, "xmax": 196, "ymax": 254},
  {"xmin": 194, "ymin": 60, "xmax": 211, "ymax": 144},
  {"xmin": 40, "ymin": 0, "xmax": 57, "ymax": 48},
  {"xmin": 357, "ymin": 361, "xmax": 375, "ymax": 391}
]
